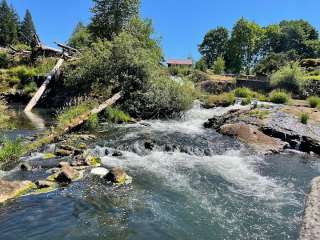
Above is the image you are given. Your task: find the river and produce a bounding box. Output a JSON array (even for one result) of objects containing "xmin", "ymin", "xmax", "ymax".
[{"xmin": 0, "ymin": 103, "xmax": 319, "ymax": 240}]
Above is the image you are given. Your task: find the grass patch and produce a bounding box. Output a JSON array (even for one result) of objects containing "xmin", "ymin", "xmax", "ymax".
[
  {"xmin": 269, "ymin": 90, "xmax": 290, "ymax": 104},
  {"xmin": 307, "ymin": 96, "xmax": 320, "ymax": 108},
  {"xmin": 105, "ymin": 107, "xmax": 132, "ymax": 123},
  {"xmin": 0, "ymin": 137, "xmax": 24, "ymax": 167},
  {"xmin": 0, "ymin": 97, "xmax": 12, "ymax": 129},
  {"xmin": 204, "ymin": 92, "xmax": 236, "ymax": 108},
  {"xmin": 241, "ymin": 96, "xmax": 252, "ymax": 106},
  {"xmin": 249, "ymin": 109, "xmax": 270, "ymax": 120},
  {"xmin": 300, "ymin": 113, "xmax": 309, "ymax": 125},
  {"xmin": 234, "ymin": 87, "xmax": 253, "ymax": 98}
]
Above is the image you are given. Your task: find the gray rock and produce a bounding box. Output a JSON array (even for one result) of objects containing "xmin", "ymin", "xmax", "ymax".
[
  {"xmin": 20, "ymin": 163, "xmax": 32, "ymax": 171},
  {"xmin": 55, "ymin": 166, "xmax": 79, "ymax": 185},
  {"xmin": 90, "ymin": 167, "xmax": 109, "ymax": 178},
  {"xmin": 35, "ymin": 180, "xmax": 55, "ymax": 189},
  {"xmin": 300, "ymin": 177, "xmax": 320, "ymax": 240}
]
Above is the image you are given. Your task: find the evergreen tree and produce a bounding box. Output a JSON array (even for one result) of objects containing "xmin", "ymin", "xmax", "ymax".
[
  {"xmin": 89, "ymin": 0, "xmax": 140, "ymax": 40},
  {"xmin": 68, "ymin": 22, "xmax": 91, "ymax": 49},
  {"xmin": 19, "ymin": 9, "xmax": 37, "ymax": 44},
  {"xmin": 0, "ymin": 0, "xmax": 19, "ymax": 46}
]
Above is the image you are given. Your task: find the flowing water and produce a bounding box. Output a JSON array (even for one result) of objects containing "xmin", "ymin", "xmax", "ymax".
[{"xmin": 1, "ymin": 103, "xmax": 320, "ymax": 240}]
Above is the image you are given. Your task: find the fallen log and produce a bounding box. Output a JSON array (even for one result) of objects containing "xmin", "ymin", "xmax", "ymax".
[
  {"xmin": 25, "ymin": 92, "xmax": 122, "ymax": 153},
  {"xmin": 24, "ymin": 58, "xmax": 64, "ymax": 112}
]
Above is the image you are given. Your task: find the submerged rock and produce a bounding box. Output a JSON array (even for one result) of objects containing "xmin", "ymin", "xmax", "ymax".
[
  {"xmin": 0, "ymin": 180, "xmax": 35, "ymax": 203},
  {"xmin": 20, "ymin": 163, "xmax": 32, "ymax": 171},
  {"xmin": 104, "ymin": 167, "xmax": 132, "ymax": 185},
  {"xmin": 220, "ymin": 123, "xmax": 287, "ymax": 154},
  {"xmin": 35, "ymin": 180, "xmax": 56, "ymax": 189},
  {"xmin": 300, "ymin": 177, "xmax": 320, "ymax": 240},
  {"xmin": 112, "ymin": 151, "xmax": 123, "ymax": 157}
]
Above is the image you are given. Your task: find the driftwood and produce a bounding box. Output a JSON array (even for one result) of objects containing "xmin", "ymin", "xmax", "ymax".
[{"xmin": 24, "ymin": 58, "xmax": 65, "ymax": 112}]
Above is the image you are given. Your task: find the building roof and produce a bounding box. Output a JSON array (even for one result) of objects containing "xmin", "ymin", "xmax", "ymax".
[{"xmin": 167, "ymin": 59, "xmax": 193, "ymax": 65}]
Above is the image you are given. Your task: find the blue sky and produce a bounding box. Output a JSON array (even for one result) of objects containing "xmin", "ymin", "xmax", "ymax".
[{"xmin": 6, "ymin": 0, "xmax": 320, "ymax": 60}]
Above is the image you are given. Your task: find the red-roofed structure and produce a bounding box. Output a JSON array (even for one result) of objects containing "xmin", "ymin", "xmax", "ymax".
[{"xmin": 167, "ymin": 59, "xmax": 193, "ymax": 67}]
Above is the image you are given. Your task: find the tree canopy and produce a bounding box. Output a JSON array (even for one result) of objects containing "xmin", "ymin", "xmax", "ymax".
[
  {"xmin": 89, "ymin": 0, "xmax": 140, "ymax": 40},
  {"xmin": 19, "ymin": 9, "xmax": 37, "ymax": 44}
]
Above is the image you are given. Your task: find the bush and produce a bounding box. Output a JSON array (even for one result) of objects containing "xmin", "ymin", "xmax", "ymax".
[
  {"xmin": 105, "ymin": 107, "xmax": 132, "ymax": 123},
  {"xmin": 0, "ymin": 98, "xmax": 11, "ymax": 129},
  {"xmin": 307, "ymin": 96, "xmax": 320, "ymax": 108},
  {"xmin": 34, "ymin": 57, "xmax": 57, "ymax": 75},
  {"xmin": 23, "ymin": 82, "xmax": 38, "ymax": 96},
  {"xmin": 241, "ymin": 96, "xmax": 252, "ymax": 105},
  {"xmin": 0, "ymin": 137, "xmax": 24, "ymax": 166},
  {"xmin": 0, "ymin": 52, "xmax": 10, "ymax": 68},
  {"xmin": 212, "ymin": 57, "xmax": 225, "ymax": 74},
  {"xmin": 234, "ymin": 87, "xmax": 253, "ymax": 98},
  {"xmin": 300, "ymin": 113, "xmax": 309, "ymax": 124},
  {"xmin": 84, "ymin": 113, "xmax": 99, "ymax": 129},
  {"xmin": 270, "ymin": 62, "xmax": 304, "ymax": 93},
  {"xmin": 168, "ymin": 66, "xmax": 192, "ymax": 77},
  {"xmin": 205, "ymin": 92, "xmax": 236, "ymax": 108},
  {"xmin": 269, "ymin": 90, "xmax": 290, "ymax": 104},
  {"xmin": 8, "ymin": 66, "xmax": 36, "ymax": 82}
]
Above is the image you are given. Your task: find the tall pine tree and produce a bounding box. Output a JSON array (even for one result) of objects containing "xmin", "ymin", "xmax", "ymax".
[
  {"xmin": 19, "ymin": 9, "xmax": 36, "ymax": 44},
  {"xmin": 89, "ymin": 0, "xmax": 140, "ymax": 40},
  {"xmin": 0, "ymin": 0, "xmax": 19, "ymax": 46}
]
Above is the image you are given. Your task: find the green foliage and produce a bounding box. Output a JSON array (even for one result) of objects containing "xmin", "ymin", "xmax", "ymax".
[
  {"xmin": 205, "ymin": 92, "xmax": 236, "ymax": 108},
  {"xmin": 68, "ymin": 22, "xmax": 92, "ymax": 49},
  {"xmin": 23, "ymin": 81, "xmax": 37, "ymax": 96},
  {"xmin": 89, "ymin": 0, "xmax": 141, "ymax": 40},
  {"xmin": 307, "ymin": 96, "xmax": 320, "ymax": 108},
  {"xmin": 227, "ymin": 18, "xmax": 264, "ymax": 74},
  {"xmin": 84, "ymin": 113, "xmax": 99, "ymax": 129},
  {"xmin": 241, "ymin": 96, "xmax": 252, "ymax": 105},
  {"xmin": 254, "ymin": 53, "xmax": 289, "ymax": 76},
  {"xmin": 0, "ymin": 137, "xmax": 23, "ymax": 165},
  {"xmin": 168, "ymin": 66, "xmax": 192, "ymax": 77},
  {"xmin": 105, "ymin": 107, "xmax": 131, "ymax": 123},
  {"xmin": 0, "ymin": 51, "xmax": 9, "ymax": 68},
  {"xmin": 269, "ymin": 90, "xmax": 290, "ymax": 104},
  {"xmin": 0, "ymin": 0, "xmax": 19, "ymax": 46},
  {"xmin": 212, "ymin": 56, "xmax": 225, "ymax": 74},
  {"xmin": 34, "ymin": 57, "xmax": 57, "ymax": 75},
  {"xmin": 199, "ymin": 27, "xmax": 228, "ymax": 67},
  {"xmin": 249, "ymin": 109, "xmax": 270, "ymax": 119},
  {"xmin": 56, "ymin": 100, "xmax": 97, "ymax": 130},
  {"xmin": 234, "ymin": 87, "xmax": 253, "ymax": 98},
  {"xmin": 270, "ymin": 63, "xmax": 304, "ymax": 93},
  {"xmin": 195, "ymin": 57, "xmax": 207, "ymax": 72},
  {"xmin": 8, "ymin": 65, "xmax": 36, "ymax": 81},
  {"xmin": 19, "ymin": 9, "xmax": 36, "ymax": 44},
  {"xmin": 300, "ymin": 112, "xmax": 309, "ymax": 124}
]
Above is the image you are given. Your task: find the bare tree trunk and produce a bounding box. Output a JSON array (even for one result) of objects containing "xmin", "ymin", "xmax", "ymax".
[{"xmin": 24, "ymin": 58, "xmax": 64, "ymax": 112}]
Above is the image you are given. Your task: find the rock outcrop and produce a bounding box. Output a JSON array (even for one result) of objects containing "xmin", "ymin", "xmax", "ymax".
[
  {"xmin": 0, "ymin": 180, "xmax": 35, "ymax": 203},
  {"xmin": 220, "ymin": 123, "xmax": 287, "ymax": 153},
  {"xmin": 300, "ymin": 177, "xmax": 320, "ymax": 240},
  {"xmin": 104, "ymin": 167, "xmax": 132, "ymax": 185}
]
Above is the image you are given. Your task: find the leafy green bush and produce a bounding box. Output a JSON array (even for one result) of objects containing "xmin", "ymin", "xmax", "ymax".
[
  {"xmin": 23, "ymin": 82, "xmax": 38, "ymax": 96},
  {"xmin": 205, "ymin": 92, "xmax": 236, "ymax": 108},
  {"xmin": 269, "ymin": 90, "xmax": 290, "ymax": 104},
  {"xmin": 168, "ymin": 66, "xmax": 192, "ymax": 77},
  {"xmin": 307, "ymin": 96, "xmax": 320, "ymax": 108},
  {"xmin": 105, "ymin": 107, "xmax": 131, "ymax": 123},
  {"xmin": 0, "ymin": 52, "xmax": 10, "ymax": 68},
  {"xmin": 300, "ymin": 113, "xmax": 309, "ymax": 124},
  {"xmin": 241, "ymin": 96, "xmax": 252, "ymax": 105},
  {"xmin": 84, "ymin": 113, "xmax": 99, "ymax": 129},
  {"xmin": 8, "ymin": 66, "xmax": 36, "ymax": 82},
  {"xmin": 270, "ymin": 63, "xmax": 304, "ymax": 93},
  {"xmin": 234, "ymin": 87, "xmax": 253, "ymax": 98},
  {"xmin": 34, "ymin": 57, "xmax": 57, "ymax": 75},
  {"xmin": 212, "ymin": 56, "xmax": 225, "ymax": 74},
  {"xmin": 0, "ymin": 137, "xmax": 24, "ymax": 166}
]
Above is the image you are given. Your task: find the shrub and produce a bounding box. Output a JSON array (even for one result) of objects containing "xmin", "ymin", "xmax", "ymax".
[
  {"xmin": 269, "ymin": 90, "xmax": 290, "ymax": 104},
  {"xmin": 23, "ymin": 82, "xmax": 38, "ymax": 96},
  {"xmin": 205, "ymin": 92, "xmax": 236, "ymax": 108},
  {"xmin": 234, "ymin": 87, "xmax": 253, "ymax": 98},
  {"xmin": 212, "ymin": 56, "xmax": 225, "ymax": 74},
  {"xmin": 270, "ymin": 62, "xmax": 304, "ymax": 93},
  {"xmin": 300, "ymin": 113, "xmax": 309, "ymax": 124},
  {"xmin": 241, "ymin": 96, "xmax": 252, "ymax": 105},
  {"xmin": 249, "ymin": 109, "xmax": 270, "ymax": 119},
  {"xmin": 34, "ymin": 57, "xmax": 57, "ymax": 75},
  {"xmin": 0, "ymin": 137, "xmax": 24, "ymax": 167},
  {"xmin": 307, "ymin": 96, "xmax": 320, "ymax": 108},
  {"xmin": 0, "ymin": 52, "xmax": 10, "ymax": 68},
  {"xmin": 8, "ymin": 66, "xmax": 36, "ymax": 82},
  {"xmin": 84, "ymin": 113, "xmax": 99, "ymax": 129}
]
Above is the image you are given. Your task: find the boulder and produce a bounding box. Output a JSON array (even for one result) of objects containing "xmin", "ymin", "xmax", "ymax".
[
  {"xmin": 90, "ymin": 167, "xmax": 109, "ymax": 178},
  {"xmin": 54, "ymin": 166, "xmax": 79, "ymax": 184},
  {"xmin": 58, "ymin": 161, "xmax": 70, "ymax": 168},
  {"xmin": 300, "ymin": 177, "xmax": 320, "ymax": 240},
  {"xmin": 20, "ymin": 163, "xmax": 32, "ymax": 171},
  {"xmin": 104, "ymin": 167, "xmax": 132, "ymax": 185},
  {"xmin": 144, "ymin": 141, "xmax": 155, "ymax": 150},
  {"xmin": 112, "ymin": 151, "xmax": 123, "ymax": 157},
  {"xmin": 55, "ymin": 149, "xmax": 73, "ymax": 157},
  {"xmin": 0, "ymin": 180, "xmax": 35, "ymax": 203},
  {"xmin": 220, "ymin": 123, "xmax": 287, "ymax": 153}
]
